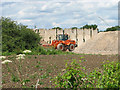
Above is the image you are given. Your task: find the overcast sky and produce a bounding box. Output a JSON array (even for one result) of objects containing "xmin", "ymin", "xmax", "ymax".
[{"xmin": 0, "ymin": 0, "xmax": 119, "ymax": 31}]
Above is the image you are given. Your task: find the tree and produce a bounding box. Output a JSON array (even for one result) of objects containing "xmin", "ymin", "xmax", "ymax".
[
  {"xmin": 80, "ymin": 24, "xmax": 98, "ymax": 30},
  {"xmin": 1, "ymin": 17, "xmax": 41, "ymax": 53},
  {"xmin": 106, "ymin": 26, "xmax": 120, "ymax": 31},
  {"xmin": 71, "ymin": 27, "xmax": 77, "ymax": 30},
  {"xmin": 52, "ymin": 27, "xmax": 62, "ymax": 30}
]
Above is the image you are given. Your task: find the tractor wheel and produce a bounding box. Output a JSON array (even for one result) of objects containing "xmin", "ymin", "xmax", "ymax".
[
  {"xmin": 57, "ymin": 43, "xmax": 64, "ymax": 51},
  {"xmin": 68, "ymin": 44, "xmax": 75, "ymax": 51}
]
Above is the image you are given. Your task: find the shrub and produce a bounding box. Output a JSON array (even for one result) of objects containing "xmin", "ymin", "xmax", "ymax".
[
  {"xmin": 53, "ymin": 59, "xmax": 87, "ymax": 88},
  {"xmin": 1, "ymin": 17, "xmax": 41, "ymax": 54},
  {"xmin": 53, "ymin": 59, "xmax": 120, "ymax": 88},
  {"xmin": 88, "ymin": 61, "xmax": 120, "ymax": 88}
]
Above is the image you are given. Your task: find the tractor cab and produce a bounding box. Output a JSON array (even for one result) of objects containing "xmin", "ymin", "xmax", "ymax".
[{"xmin": 57, "ymin": 34, "xmax": 69, "ymax": 41}]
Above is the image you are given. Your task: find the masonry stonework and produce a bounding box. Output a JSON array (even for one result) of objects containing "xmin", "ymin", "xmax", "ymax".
[{"xmin": 33, "ymin": 28, "xmax": 98, "ymax": 46}]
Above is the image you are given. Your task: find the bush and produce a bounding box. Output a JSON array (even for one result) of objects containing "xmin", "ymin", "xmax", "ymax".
[
  {"xmin": 1, "ymin": 17, "xmax": 41, "ymax": 54},
  {"xmin": 88, "ymin": 61, "xmax": 119, "ymax": 88},
  {"xmin": 53, "ymin": 59, "xmax": 120, "ymax": 88},
  {"xmin": 53, "ymin": 59, "xmax": 87, "ymax": 88}
]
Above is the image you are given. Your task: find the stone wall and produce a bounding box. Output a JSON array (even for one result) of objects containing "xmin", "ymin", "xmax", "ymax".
[{"xmin": 33, "ymin": 28, "xmax": 98, "ymax": 46}]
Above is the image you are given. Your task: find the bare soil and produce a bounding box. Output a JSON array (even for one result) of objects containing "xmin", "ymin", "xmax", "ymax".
[{"xmin": 2, "ymin": 54, "xmax": 118, "ymax": 88}]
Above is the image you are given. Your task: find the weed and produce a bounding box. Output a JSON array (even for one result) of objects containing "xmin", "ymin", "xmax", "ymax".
[
  {"xmin": 31, "ymin": 85, "xmax": 36, "ymax": 88},
  {"xmin": 8, "ymin": 56, "xmax": 14, "ymax": 60},
  {"xmin": 38, "ymin": 81, "xmax": 44, "ymax": 85},
  {"xmin": 2, "ymin": 80, "xmax": 5, "ymax": 84},
  {"xmin": 39, "ymin": 69, "xmax": 44, "ymax": 71},
  {"xmin": 37, "ymin": 61, "xmax": 41, "ymax": 64},
  {"xmin": 46, "ymin": 69, "xmax": 52, "ymax": 73},
  {"xmin": 53, "ymin": 59, "xmax": 120, "ymax": 88},
  {"xmin": 27, "ymin": 56, "xmax": 31, "ymax": 59},
  {"xmin": 22, "ymin": 79, "xmax": 30, "ymax": 85},
  {"xmin": 11, "ymin": 74, "xmax": 20, "ymax": 82},
  {"xmin": 83, "ymin": 59, "xmax": 87, "ymax": 62},
  {"xmin": 34, "ymin": 56, "xmax": 37, "ymax": 59},
  {"xmin": 54, "ymin": 65, "xmax": 57, "ymax": 68},
  {"xmin": 40, "ymin": 73, "xmax": 49, "ymax": 79},
  {"xmin": 35, "ymin": 65, "xmax": 43, "ymax": 68},
  {"xmin": 5, "ymin": 63, "xmax": 11, "ymax": 72},
  {"xmin": 30, "ymin": 74, "xmax": 37, "ymax": 79}
]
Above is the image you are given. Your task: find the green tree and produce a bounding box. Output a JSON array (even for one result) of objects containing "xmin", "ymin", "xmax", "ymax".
[
  {"xmin": 106, "ymin": 26, "xmax": 120, "ymax": 31},
  {"xmin": 1, "ymin": 17, "xmax": 41, "ymax": 53},
  {"xmin": 52, "ymin": 27, "xmax": 62, "ymax": 30},
  {"xmin": 80, "ymin": 24, "xmax": 98, "ymax": 30},
  {"xmin": 71, "ymin": 27, "xmax": 77, "ymax": 30}
]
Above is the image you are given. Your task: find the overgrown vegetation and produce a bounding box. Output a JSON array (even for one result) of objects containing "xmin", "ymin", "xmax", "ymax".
[
  {"xmin": 53, "ymin": 59, "xmax": 120, "ymax": 88},
  {"xmin": 1, "ymin": 17, "xmax": 41, "ymax": 54}
]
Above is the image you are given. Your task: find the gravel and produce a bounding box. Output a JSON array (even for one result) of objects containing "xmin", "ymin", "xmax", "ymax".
[{"xmin": 73, "ymin": 31, "xmax": 119, "ymax": 55}]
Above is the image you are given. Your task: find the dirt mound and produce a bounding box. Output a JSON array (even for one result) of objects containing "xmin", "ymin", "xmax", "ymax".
[{"xmin": 73, "ymin": 31, "xmax": 118, "ymax": 55}]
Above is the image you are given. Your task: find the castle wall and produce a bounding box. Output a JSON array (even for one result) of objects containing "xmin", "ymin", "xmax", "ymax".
[
  {"xmin": 77, "ymin": 29, "xmax": 83, "ymax": 46},
  {"xmin": 35, "ymin": 28, "xmax": 98, "ymax": 46}
]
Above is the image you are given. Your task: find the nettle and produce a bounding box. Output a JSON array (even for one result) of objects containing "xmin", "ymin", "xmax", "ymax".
[
  {"xmin": 53, "ymin": 59, "xmax": 88, "ymax": 88},
  {"xmin": 53, "ymin": 59, "xmax": 120, "ymax": 88},
  {"xmin": 93, "ymin": 61, "xmax": 119, "ymax": 88}
]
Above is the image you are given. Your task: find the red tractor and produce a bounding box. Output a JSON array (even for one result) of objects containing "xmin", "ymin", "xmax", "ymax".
[{"xmin": 43, "ymin": 33, "xmax": 77, "ymax": 51}]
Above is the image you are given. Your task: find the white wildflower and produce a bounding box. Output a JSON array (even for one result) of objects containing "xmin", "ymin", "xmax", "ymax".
[
  {"xmin": 23, "ymin": 50, "xmax": 32, "ymax": 53},
  {"xmin": 1, "ymin": 60, "xmax": 12, "ymax": 64},
  {"xmin": 81, "ymin": 78, "xmax": 87, "ymax": 81},
  {"xmin": 16, "ymin": 54, "xmax": 25, "ymax": 57},
  {"xmin": 16, "ymin": 54, "xmax": 25, "ymax": 60},
  {"xmin": 0, "ymin": 56, "xmax": 6, "ymax": 60},
  {"xmin": 16, "ymin": 56, "xmax": 25, "ymax": 60}
]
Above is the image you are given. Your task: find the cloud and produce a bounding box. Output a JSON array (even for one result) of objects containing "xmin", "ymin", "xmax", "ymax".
[
  {"xmin": 1, "ymin": 0, "xmax": 118, "ymax": 30},
  {"xmin": 52, "ymin": 22, "xmax": 61, "ymax": 27}
]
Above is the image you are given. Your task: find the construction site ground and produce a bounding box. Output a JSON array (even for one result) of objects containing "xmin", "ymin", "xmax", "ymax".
[
  {"xmin": 2, "ymin": 54, "xmax": 118, "ymax": 88},
  {"xmin": 2, "ymin": 31, "xmax": 119, "ymax": 88},
  {"xmin": 73, "ymin": 31, "xmax": 119, "ymax": 55}
]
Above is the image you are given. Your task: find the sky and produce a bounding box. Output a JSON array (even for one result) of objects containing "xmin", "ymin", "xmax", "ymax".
[{"xmin": 0, "ymin": 0, "xmax": 119, "ymax": 31}]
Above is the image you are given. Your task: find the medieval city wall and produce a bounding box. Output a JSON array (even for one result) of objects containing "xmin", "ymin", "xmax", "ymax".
[{"xmin": 33, "ymin": 28, "xmax": 98, "ymax": 46}]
